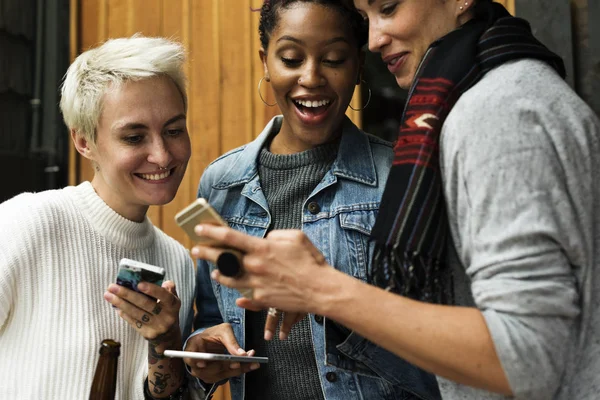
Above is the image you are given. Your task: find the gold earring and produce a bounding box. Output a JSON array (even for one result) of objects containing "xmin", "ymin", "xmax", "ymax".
[
  {"xmin": 258, "ymin": 77, "xmax": 277, "ymax": 107},
  {"xmin": 349, "ymin": 80, "xmax": 372, "ymax": 112}
]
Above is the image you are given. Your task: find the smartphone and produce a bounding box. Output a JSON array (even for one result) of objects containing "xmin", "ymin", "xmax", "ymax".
[
  {"xmin": 174, "ymin": 198, "xmax": 228, "ymax": 244},
  {"xmin": 116, "ymin": 258, "xmax": 165, "ymax": 296},
  {"xmin": 163, "ymin": 350, "xmax": 268, "ymax": 364},
  {"xmin": 175, "ymin": 199, "xmax": 245, "ymax": 278}
]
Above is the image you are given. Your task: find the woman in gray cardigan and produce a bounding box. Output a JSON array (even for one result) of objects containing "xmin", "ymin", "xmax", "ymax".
[{"xmin": 193, "ymin": 0, "xmax": 600, "ymax": 399}]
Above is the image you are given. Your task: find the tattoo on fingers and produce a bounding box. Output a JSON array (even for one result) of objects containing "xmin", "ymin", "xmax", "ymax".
[
  {"xmin": 136, "ymin": 320, "xmax": 143, "ymax": 329},
  {"xmin": 152, "ymin": 304, "xmax": 162, "ymax": 315},
  {"xmin": 142, "ymin": 313, "xmax": 150, "ymax": 323}
]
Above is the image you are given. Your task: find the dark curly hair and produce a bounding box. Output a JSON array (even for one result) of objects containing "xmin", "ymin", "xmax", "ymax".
[{"xmin": 258, "ymin": 0, "xmax": 368, "ymax": 51}]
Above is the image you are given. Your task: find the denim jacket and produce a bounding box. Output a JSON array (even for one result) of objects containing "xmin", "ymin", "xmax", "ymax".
[{"xmin": 192, "ymin": 116, "xmax": 441, "ymax": 400}]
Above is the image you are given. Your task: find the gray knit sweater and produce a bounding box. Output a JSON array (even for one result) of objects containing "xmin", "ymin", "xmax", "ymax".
[
  {"xmin": 437, "ymin": 59, "xmax": 600, "ymax": 399},
  {"xmin": 244, "ymin": 140, "xmax": 339, "ymax": 400}
]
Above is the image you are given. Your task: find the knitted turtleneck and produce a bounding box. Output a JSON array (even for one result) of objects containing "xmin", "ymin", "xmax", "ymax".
[
  {"xmin": 0, "ymin": 182, "xmax": 196, "ymax": 399},
  {"xmin": 244, "ymin": 138, "xmax": 339, "ymax": 400}
]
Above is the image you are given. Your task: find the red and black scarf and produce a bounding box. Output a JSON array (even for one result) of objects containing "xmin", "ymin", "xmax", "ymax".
[{"xmin": 370, "ymin": 2, "xmax": 565, "ymax": 303}]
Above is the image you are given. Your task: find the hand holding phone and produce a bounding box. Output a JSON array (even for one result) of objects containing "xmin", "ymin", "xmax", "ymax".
[
  {"xmin": 164, "ymin": 350, "xmax": 268, "ymax": 364},
  {"xmin": 175, "ymin": 199, "xmax": 245, "ymax": 278},
  {"xmin": 116, "ymin": 258, "xmax": 165, "ymax": 299}
]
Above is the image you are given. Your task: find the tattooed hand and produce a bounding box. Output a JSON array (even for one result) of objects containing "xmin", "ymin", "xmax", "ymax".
[
  {"xmin": 104, "ymin": 280, "xmax": 186, "ymax": 397},
  {"xmin": 104, "ymin": 280, "xmax": 181, "ymax": 341}
]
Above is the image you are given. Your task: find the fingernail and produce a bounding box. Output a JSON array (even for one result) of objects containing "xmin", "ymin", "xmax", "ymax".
[
  {"xmin": 196, "ymin": 361, "xmax": 206, "ymax": 368},
  {"xmin": 264, "ymin": 330, "xmax": 273, "ymax": 341},
  {"xmin": 247, "ymin": 349, "xmax": 256, "ymax": 356},
  {"xmin": 250, "ymin": 363, "xmax": 260, "ymax": 371},
  {"xmin": 191, "ymin": 247, "xmax": 199, "ymax": 257},
  {"xmin": 230, "ymin": 362, "xmax": 241, "ymax": 369},
  {"xmin": 237, "ymin": 348, "xmax": 246, "ymax": 355},
  {"xmin": 103, "ymin": 292, "xmax": 114, "ymax": 301},
  {"xmin": 194, "ymin": 225, "xmax": 204, "ymax": 234},
  {"xmin": 279, "ymin": 331, "xmax": 288, "ymax": 341},
  {"xmin": 137, "ymin": 282, "xmax": 148, "ymax": 291},
  {"xmin": 108, "ymin": 285, "xmax": 119, "ymax": 294},
  {"xmin": 210, "ymin": 270, "xmax": 218, "ymax": 280}
]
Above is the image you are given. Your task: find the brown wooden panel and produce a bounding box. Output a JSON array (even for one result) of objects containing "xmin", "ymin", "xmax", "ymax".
[
  {"xmin": 106, "ymin": 0, "xmax": 129, "ymax": 38},
  {"xmin": 129, "ymin": 0, "xmax": 162, "ymax": 36},
  {"xmin": 129, "ymin": 0, "xmax": 164, "ymax": 225},
  {"xmin": 219, "ymin": 1, "xmax": 255, "ymax": 151},
  {"xmin": 182, "ymin": 0, "xmax": 222, "ymax": 248},
  {"xmin": 251, "ymin": 0, "xmax": 268, "ymax": 137},
  {"xmin": 78, "ymin": 0, "xmax": 106, "ymax": 186},
  {"xmin": 162, "ymin": 0, "xmax": 185, "ymax": 42},
  {"xmin": 159, "ymin": 0, "xmax": 191, "ymax": 244}
]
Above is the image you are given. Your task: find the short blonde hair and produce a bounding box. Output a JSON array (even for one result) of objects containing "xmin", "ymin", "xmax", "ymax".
[{"xmin": 60, "ymin": 34, "xmax": 187, "ymax": 143}]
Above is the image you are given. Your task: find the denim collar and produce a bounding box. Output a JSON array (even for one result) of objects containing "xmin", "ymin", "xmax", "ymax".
[{"xmin": 212, "ymin": 115, "xmax": 379, "ymax": 190}]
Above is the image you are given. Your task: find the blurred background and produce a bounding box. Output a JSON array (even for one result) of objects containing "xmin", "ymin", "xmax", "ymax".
[{"xmin": 0, "ymin": 0, "xmax": 598, "ymax": 398}]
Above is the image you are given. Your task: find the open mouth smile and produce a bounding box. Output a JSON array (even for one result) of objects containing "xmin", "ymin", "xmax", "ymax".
[
  {"xmin": 383, "ymin": 52, "xmax": 409, "ymax": 74},
  {"xmin": 136, "ymin": 168, "xmax": 173, "ymax": 181},
  {"xmin": 292, "ymin": 98, "xmax": 333, "ymax": 125}
]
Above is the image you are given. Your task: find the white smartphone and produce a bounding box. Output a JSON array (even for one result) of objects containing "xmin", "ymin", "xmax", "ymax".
[
  {"xmin": 175, "ymin": 198, "xmax": 245, "ymax": 278},
  {"xmin": 174, "ymin": 198, "xmax": 228, "ymax": 244},
  {"xmin": 163, "ymin": 350, "xmax": 268, "ymax": 364},
  {"xmin": 116, "ymin": 258, "xmax": 165, "ymax": 292}
]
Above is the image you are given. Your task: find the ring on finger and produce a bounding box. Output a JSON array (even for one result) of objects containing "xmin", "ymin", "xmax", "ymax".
[{"xmin": 267, "ymin": 307, "xmax": 280, "ymax": 318}]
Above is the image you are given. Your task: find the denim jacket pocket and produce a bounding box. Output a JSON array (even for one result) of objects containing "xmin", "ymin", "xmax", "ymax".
[{"xmin": 338, "ymin": 209, "xmax": 378, "ymax": 281}]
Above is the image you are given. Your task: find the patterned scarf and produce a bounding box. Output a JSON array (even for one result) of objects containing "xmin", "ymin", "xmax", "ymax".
[{"xmin": 369, "ymin": 2, "xmax": 565, "ymax": 303}]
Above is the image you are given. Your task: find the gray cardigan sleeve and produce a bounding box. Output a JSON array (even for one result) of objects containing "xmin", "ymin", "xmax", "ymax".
[{"xmin": 440, "ymin": 60, "xmax": 597, "ymax": 399}]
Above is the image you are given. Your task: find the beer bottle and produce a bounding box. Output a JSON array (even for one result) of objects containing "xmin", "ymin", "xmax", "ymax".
[{"xmin": 89, "ymin": 339, "xmax": 121, "ymax": 400}]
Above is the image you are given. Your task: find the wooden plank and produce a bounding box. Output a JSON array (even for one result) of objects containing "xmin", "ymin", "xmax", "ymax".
[
  {"xmin": 346, "ymin": 83, "xmax": 362, "ymax": 128},
  {"xmin": 187, "ymin": 0, "xmax": 221, "ymax": 207},
  {"xmin": 106, "ymin": 0, "xmax": 129, "ymax": 38},
  {"xmin": 219, "ymin": 0, "xmax": 255, "ymax": 151},
  {"xmin": 252, "ymin": 0, "xmax": 281, "ymax": 136},
  {"xmin": 162, "ymin": 0, "xmax": 185, "ymax": 42},
  {"xmin": 251, "ymin": 0, "xmax": 267, "ymax": 138},
  {"xmin": 505, "ymin": 0, "xmax": 515, "ymax": 15},
  {"xmin": 514, "ymin": 0, "xmax": 575, "ymax": 88},
  {"xmin": 121, "ymin": 0, "xmax": 163, "ymax": 225},
  {"xmin": 78, "ymin": 0, "xmax": 107, "ymax": 185},
  {"xmin": 129, "ymin": 0, "xmax": 162, "ymax": 36},
  {"xmin": 160, "ymin": 0, "xmax": 190, "ymax": 247}
]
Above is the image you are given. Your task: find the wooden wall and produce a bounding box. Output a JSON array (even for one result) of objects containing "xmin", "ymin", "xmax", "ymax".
[
  {"xmin": 69, "ymin": 2, "xmax": 363, "ymax": 398},
  {"xmin": 69, "ymin": 0, "xmax": 362, "ymax": 247},
  {"xmin": 70, "ymin": 1, "xmax": 514, "ymax": 399}
]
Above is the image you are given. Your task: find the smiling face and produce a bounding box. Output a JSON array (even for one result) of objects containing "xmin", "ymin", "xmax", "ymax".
[
  {"xmin": 73, "ymin": 75, "xmax": 191, "ymax": 222},
  {"xmin": 354, "ymin": 0, "xmax": 468, "ymax": 89},
  {"xmin": 260, "ymin": 2, "xmax": 362, "ymax": 154}
]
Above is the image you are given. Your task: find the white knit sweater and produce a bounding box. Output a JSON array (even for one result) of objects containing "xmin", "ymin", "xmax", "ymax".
[{"xmin": 0, "ymin": 182, "xmax": 196, "ymax": 399}]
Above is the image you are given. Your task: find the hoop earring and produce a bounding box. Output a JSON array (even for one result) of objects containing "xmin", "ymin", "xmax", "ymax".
[
  {"xmin": 258, "ymin": 77, "xmax": 277, "ymax": 107},
  {"xmin": 349, "ymin": 80, "xmax": 372, "ymax": 111}
]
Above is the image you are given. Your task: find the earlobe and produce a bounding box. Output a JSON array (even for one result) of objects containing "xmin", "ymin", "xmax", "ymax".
[
  {"xmin": 456, "ymin": 1, "xmax": 473, "ymax": 24},
  {"xmin": 71, "ymin": 130, "xmax": 94, "ymax": 161},
  {"xmin": 259, "ymin": 48, "xmax": 270, "ymax": 80}
]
